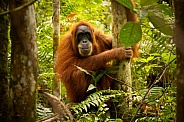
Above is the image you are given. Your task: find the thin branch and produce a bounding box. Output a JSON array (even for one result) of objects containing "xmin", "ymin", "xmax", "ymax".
[
  {"xmin": 0, "ymin": 0, "xmax": 38, "ymax": 16},
  {"xmin": 105, "ymin": 73, "xmax": 143, "ymax": 97}
]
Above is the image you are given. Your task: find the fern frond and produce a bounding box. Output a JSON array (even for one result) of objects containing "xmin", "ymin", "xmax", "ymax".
[{"xmin": 71, "ymin": 89, "xmax": 125, "ymax": 114}]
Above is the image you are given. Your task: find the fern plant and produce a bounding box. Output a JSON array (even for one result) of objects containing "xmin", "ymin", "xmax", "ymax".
[
  {"xmin": 71, "ymin": 89, "xmax": 125, "ymax": 121},
  {"xmin": 71, "ymin": 65, "xmax": 125, "ymax": 121}
]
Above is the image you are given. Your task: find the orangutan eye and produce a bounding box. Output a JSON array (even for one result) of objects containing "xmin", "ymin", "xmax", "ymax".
[
  {"xmin": 77, "ymin": 33, "xmax": 83, "ymax": 40},
  {"xmin": 85, "ymin": 32, "xmax": 91, "ymax": 40}
]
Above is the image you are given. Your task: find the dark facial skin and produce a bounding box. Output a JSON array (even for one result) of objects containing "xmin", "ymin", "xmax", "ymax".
[{"xmin": 75, "ymin": 25, "xmax": 93, "ymax": 57}]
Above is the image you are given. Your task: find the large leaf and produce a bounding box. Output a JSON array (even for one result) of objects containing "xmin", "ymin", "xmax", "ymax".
[
  {"xmin": 156, "ymin": 4, "xmax": 173, "ymax": 16},
  {"xmin": 116, "ymin": 0, "xmax": 134, "ymax": 10},
  {"xmin": 140, "ymin": 0, "xmax": 159, "ymax": 6},
  {"xmin": 148, "ymin": 12, "xmax": 173, "ymax": 36},
  {"xmin": 120, "ymin": 22, "xmax": 142, "ymax": 47},
  {"xmin": 75, "ymin": 65, "xmax": 91, "ymax": 76}
]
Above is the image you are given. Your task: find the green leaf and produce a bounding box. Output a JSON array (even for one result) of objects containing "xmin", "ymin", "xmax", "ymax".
[
  {"xmin": 120, "ymin": 22, "xmax": 142, "ymax": 47},
  {"xmin": 104, "ymin": 107, "xmax": 109, "ymax": 111},
  {"xmin": 77, "ymin": 107, "xmax": 83, "ymax": 112},
  {"xmin": 156, "ymin": 4, "xmax": 173, "ymax": 16},
  {"xmin": 147, "ymin": 56, "xmax": 154, "ymax": 62},
  {"xmin": 87, "ymin": 84, "xmax": 96, "ymax": 92},
  {"xmin": 116, "ymin": 0, "xmax": 133, "ymax": 10},
  {"xmin": 75, "ymin": 65, "xmax": 91, "ymax": 76},
  {"xmin": 94, "ymin": 0, "xmax": 101, "ymax": 4},
  {"xmin": 83, "ymin": 104, "xmax": 88, "ymax": 112},
  {"xmin": 93, "ymin": 100, "xmax": 99, "ymax": 106},
  {"xmin": 86, "ymin": 102, "xmax": 90, "ymax": 108},
  {"xmin": 90, "ymin": 101, "xmax": 96, "ymax": 106},
  {"xmin": 161, "ymin": 53, "xmax": 176, "ymax": 63},
  {"xmin": 140, "ymin": 0, "xmax": 159, "ymax": 6},
  {"xmin": 92, "ymin": 93, "xmax": 99, "ymax": 100},
  {"xmin": 145, "ymin": 66, "xmax": 151, "ymax": 72},
  {"xmin": 94, "ymin": 72, "xmax": 105, "ymax": 83},
  {"xmin": 148, "ymin": 12, "xmax": 173, "ymax": 36},
  {"xmin": 150, "ymin": 87, "xmax": 163, "ymax": 93}
]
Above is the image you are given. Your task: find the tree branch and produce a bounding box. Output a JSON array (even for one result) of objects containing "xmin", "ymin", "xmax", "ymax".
[
  {"xmin": 0, "ymin": 0, "xmax": 37, "ymax": 16},
  {"xmin": 40, "ymin": 91, "xmax": 74, "ymax": 122}
]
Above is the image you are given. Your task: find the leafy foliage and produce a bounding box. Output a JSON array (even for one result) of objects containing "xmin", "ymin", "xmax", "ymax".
[
  {"xmin": 120, "ymin": 22, "xmax": 142, "ymax": 47},
  {"xmin": 35, "ymin": 0, "xmax": 176, "ymax": 121},
  {"xmin": 37, "ymin": 103, "xmax": 53, "ymax": 120},
  {"xmin": 133, "ymin": 86, "xmax": 176, "ymax": 122},
  {"xmin": 117, "ymin": 0, "xmax": 176, "ymax": 121},
  {"xmin": 71, "ymin": 89, "xmax": 124, "ymax": 121},
  {"xmin": 116, "ymin": 0, "xmax": 134, "ymax": 10},
  {"xmin": 148, "ymin": 12, "xmax": 173, "ymax": 36},
  {"xmin": 130, "ymin": 0, "xmax": 176, "ymax": 121},
  {"xmin": 140, "ymin": 0, "xmax": 159, "ymax": 6},
  {"xmin": 35, "ymin": 1, "xmax": 54, "ymax": 90}
]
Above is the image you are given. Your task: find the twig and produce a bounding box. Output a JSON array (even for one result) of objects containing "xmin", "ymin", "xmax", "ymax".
[
  {"xmin": 105, "ymin": 73, "xmax": 143, "ymax": 97},
  {"xmin": 0, "ymin": 0, "xmax": 38, "ymax": 16}
]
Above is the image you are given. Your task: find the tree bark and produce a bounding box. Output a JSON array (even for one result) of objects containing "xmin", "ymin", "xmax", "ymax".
[
  {"xmin": 52, "ymin": 0, "xmax": 61, "ymax": 99},
  {"xmin": 0, "ymin": 0, "xmax": 10, "ymax": 121},
  {"xmin": 174, "ymin": 0, "xmax": 184, "ymax": 122},
  {"xmin": 110, "ymin": 0, "xmax": 132, "ymax": 120},
  {"xmin": 9, "ymin": 0, "xmax": 38, "ymax": 121}
]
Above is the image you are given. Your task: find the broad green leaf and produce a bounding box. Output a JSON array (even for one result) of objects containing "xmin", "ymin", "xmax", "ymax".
[
  {"xmin": 87, "ymin": 84, "xmax": 96, "ymax": 92},
  {"xmin": 116, "ymin": 0, "xmax": 133, "ymax": 10},
  {"xmin": 148, "ymin": 12, "xmax": 173, "ymax": 36},
  {"xmin": 156, "ymin": 4, "xmax": 173, "ymax": 16},
  {"xmin": 75, "ymin": 65, "xmax": 91, "ymax": 76},
  {"xmin": 140, "ymin": 0, "xmax": 159, "ymax": 6},
  {"xmin": 120, "ymin": 22, "xmax": 142, "ymax": 47}
]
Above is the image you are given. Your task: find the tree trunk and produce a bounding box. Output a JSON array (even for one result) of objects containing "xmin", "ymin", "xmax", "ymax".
[
  {"xmin": 110, "ymin": 0, "xmax": 132, "ymax": 120},
  {"xmin": 174, "ymin": 1, "xmax": 184, "ymax": 122},
  {"xmin": 52, "ymin": 0, "xmax": 61, "ymax": 100},
  {"xmin": 0, "ymin": 1, "xmax": 10, "ymax": 121},
  {"xmin": 9, "ymin": 0, "xmax": 38, "ymax": 121}
]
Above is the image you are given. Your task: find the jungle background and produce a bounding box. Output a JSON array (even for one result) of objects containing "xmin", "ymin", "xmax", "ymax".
[
  {"xmin": 37, "ymin": 0, "xmax": 176, "ymax": 121},
  {"xmin": 1, "ymin": 0, "xmax": 183, "ymax": 121}
]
